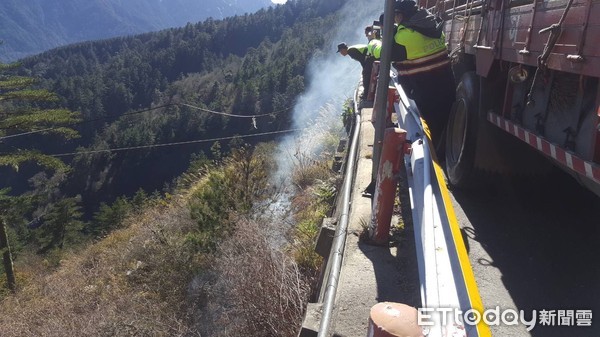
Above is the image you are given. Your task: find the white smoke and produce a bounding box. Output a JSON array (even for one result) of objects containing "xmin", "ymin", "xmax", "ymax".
[
  {"xmin": 258, "ymin": 0, "xmax": 383, "ymax": 248},
  {"xmin": 273, "ymin": 0, "xmax": 382, "ymax": 183}
]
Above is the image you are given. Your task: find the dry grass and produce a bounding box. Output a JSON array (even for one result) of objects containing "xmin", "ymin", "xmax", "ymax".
[
  {"xmin": 0, "ymin": 171, "xmax": 327, "ymax": 337},
  {"xmin": 0, "ymin": 197, "xmax": 204, "ymax": 337},
  {"xmin": 199, "ymin": 218, "xmax": 311, "ymax": 337},
  {"xmin": 0, "ymin": 132, "xmax": 339, "ymax": 337},
  {"xmin": 290, "ymin": 153, "xmax": 333, "ymax": 190}
]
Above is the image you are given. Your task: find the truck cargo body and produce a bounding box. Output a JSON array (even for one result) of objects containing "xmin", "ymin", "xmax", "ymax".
[{"xmin": 421, "ymin": 0, "xmax": 600, "ymax": 196}]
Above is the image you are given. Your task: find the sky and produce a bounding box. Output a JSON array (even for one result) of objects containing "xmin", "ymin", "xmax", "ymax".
[{"xmin": 271, "ymin": 0, "xmax": 287, "ymax": 3}]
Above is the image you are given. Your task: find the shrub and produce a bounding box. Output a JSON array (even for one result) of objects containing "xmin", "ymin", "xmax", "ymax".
[{"xmin": 202, "ymin": 218, "xmax": 311, "ymax": 337}]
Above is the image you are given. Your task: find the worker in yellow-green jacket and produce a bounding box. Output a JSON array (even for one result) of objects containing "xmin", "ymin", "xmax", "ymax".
[
  {"xmin": 365, "ymin": 25, "xmax": 382, "ymax": 60},
  {"xmin": 337, "ymin": 42, "xmax": 373, "ymax": 99},
  {"xmin": 392, "ymin": 0, "xmax": 455, "ymax": 152}
]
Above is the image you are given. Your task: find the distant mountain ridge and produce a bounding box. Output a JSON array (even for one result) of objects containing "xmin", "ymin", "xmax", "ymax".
[{"xmin": 0, "ymin": 0, "xmax": 274, "ymax": 62}]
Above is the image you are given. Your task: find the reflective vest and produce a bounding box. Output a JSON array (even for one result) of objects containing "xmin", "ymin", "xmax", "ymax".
[
  {"xmin": 394, "ymin": 26, "xmax": 446, "ymax": 60},
  {"xmin": 367, "ymin": 39, "xmax": 382, "ymax": 59},
  {"xmin": 347, "ymin": 44, "xmax": 368, "ymax": 64},
  {"xmin": 393, "ymin": 26, "xmax": 449, "ymax": 76},
  {"xmin": 349, "ymin": 44, "xmax": 368, "ymax": 53}
]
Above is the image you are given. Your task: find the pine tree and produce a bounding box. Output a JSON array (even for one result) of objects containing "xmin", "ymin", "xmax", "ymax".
[
  {"xmin": 0, "ymin": 189, "xmax": 17, "ymax": 292},
  {"xmin": 37, "ymin": 197, "xmax": 84, "ymax": 253},
  {"xmin": 0, "ymin": 61, "xmax": 80, "ymax": 291},
  {"xmin": 92, "ymin": 196, "xmax": 131, "ymax": 235}
]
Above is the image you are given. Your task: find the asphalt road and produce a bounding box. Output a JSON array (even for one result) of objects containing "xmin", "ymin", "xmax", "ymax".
[{"xmin": 449, "ymin": 166, "xmax": 600, "ymax": 337}]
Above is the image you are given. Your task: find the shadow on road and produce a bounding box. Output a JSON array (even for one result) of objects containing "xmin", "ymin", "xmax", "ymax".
[
  {"xmin": 358, "ymin": 169, "xmax": 421, "ymax": 308},
  {"xmin": 452, "ymin": 167, "xmax": 600, "ymax": 337}
]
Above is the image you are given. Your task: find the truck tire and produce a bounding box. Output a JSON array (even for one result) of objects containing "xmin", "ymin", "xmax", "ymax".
[{"xmin": 445, "ymin": 71, "xmax": 479, "ymax": 188}]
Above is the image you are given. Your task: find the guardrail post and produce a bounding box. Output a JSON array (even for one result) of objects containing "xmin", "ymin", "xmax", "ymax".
[
  {"xmin": 369, "ymin": 127, "xmax": 407, "ymax": 244},
  {"xmin": 371, "ymin": 85, "xmax": 397, "ymax": 128},
  {"xmin": 371, "ymin": 0, "xmax": 396, "ymax": 185},
  {"xmin": 387, "ymin": 86, "xmax": 399, "ymax": 123},
  {"xmin": 367, "ymin": 302, "xmax": 424, "ymax": 337},
  {"xmin": 367, "ymin": 61, "xmax": 380, "ymax": 101}
]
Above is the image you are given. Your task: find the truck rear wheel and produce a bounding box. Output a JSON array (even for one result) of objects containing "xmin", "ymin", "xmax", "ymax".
[{"xmin": 445, "ymin": 71, "xmax": 479, "ymax": 188}]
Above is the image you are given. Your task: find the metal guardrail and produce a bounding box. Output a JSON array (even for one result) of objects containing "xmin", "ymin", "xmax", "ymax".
[
  {"xmin": 393, "ymin": 79, "xmax": 490, "ymax": 337},
  {"xmin": 316, "ymin": 89, "xmax": 362, "ymax": 337},
  {"xmin": 312, "ymin": 69, "xmax": 489, "ymax": 336}
]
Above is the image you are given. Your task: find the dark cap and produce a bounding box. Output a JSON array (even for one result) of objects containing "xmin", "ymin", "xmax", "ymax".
[
  {"xmin": 336, "ymin": 42, "xmax": 348, "ymax": 53},
  {"xmin": 394, "ymin": 0, "xmax": 418, "ymax": 18}
]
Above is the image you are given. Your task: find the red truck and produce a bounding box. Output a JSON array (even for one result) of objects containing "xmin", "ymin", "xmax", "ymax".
[{"xmin": 419, "ymin": 0, "xmax": 600, "ymax": 196}]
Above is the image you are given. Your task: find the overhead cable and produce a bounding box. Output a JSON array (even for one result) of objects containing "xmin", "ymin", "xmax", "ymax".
[
  {"xmin": 0, "ymin": 101, "xmax": 290, "ymax": 141},
  {"xmin": 49, "ymin": 128, "xmax": 302, "ymax": 157}
]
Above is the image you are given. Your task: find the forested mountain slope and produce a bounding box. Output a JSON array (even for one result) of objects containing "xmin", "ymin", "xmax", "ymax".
[
  {"xmin": 3, "ymin": 0, "xmax": 345, "ymax": 220},
  {"xmin": 0, "ymin": 0, "xmax": 275, "ymax": 61},
  {"xmin": 0, "ymin": 0, "xmax": 359, "ymax": 334}
]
